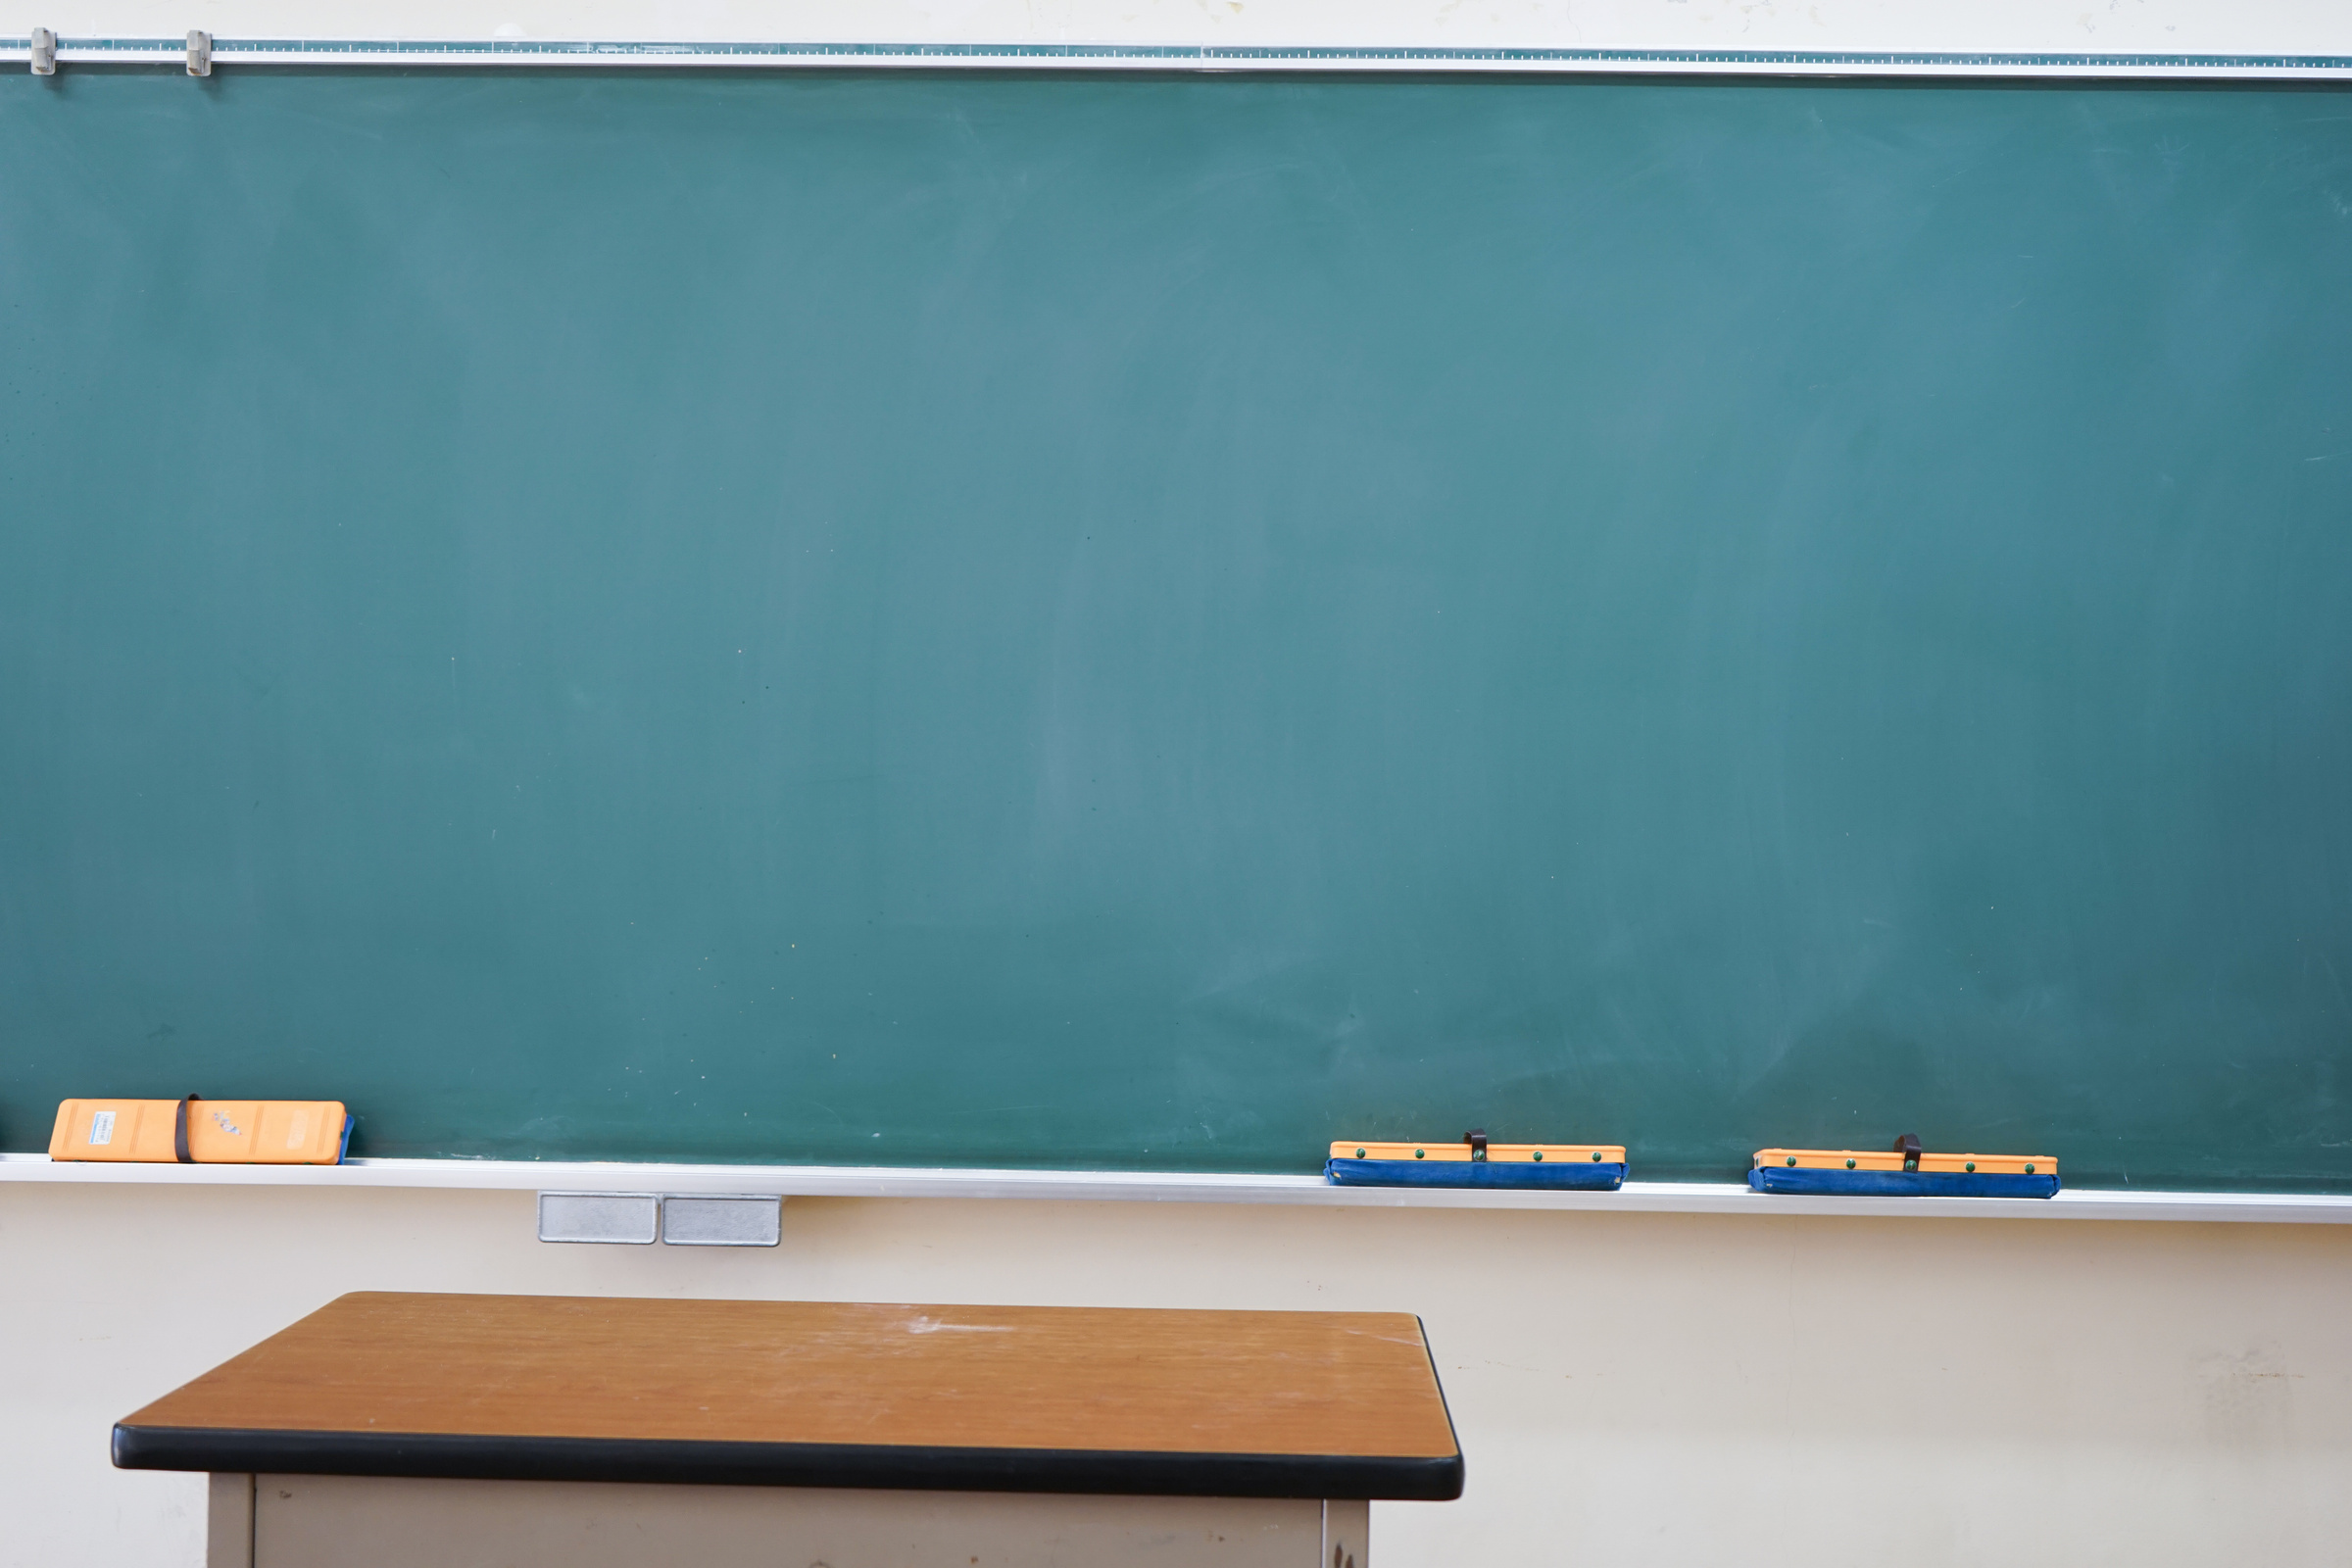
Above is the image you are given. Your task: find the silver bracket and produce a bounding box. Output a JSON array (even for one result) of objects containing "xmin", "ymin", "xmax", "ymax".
[
  {"xmin": 186, "ymin": 29, "xmax": 210, "ymax": 75},
  {"xmin": 661, "ymin": 1194, "xmax": 783, "ymax": 1247},
  {"xmin": 537, "ymin": 1191, "xmax": 658, "ymax": 1244},
  {"xmin": 30, "ymin": 27, "xmax": 57, "ymax": 74},
  {"xmin": 537, "ymin": 1192, "xmax": 784, "ymax": 1247}
]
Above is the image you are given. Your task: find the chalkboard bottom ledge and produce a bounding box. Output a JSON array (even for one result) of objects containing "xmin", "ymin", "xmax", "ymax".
[{"xmin": 1, "ymin": 1153, "xmax": 2344, "ymax": 1223}]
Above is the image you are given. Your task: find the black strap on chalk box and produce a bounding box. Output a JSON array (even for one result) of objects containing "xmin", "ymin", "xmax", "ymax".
[
  {"xmin": 174, "ymin": 1095, "xmax": 201, "ymax": 1163},
  {"xmin": 1894, "ymin": 1132, "xmax": 1922, "ymax": 1172},
  {"xmin": 1464, "ymin": 1128, "xmax": 1488, "ymax": 1162}
]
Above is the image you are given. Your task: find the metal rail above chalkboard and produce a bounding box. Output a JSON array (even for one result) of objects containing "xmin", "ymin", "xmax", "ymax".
[{"xmin": 8, "ymin": 36, "xmax": 2352, "ymax": 75}]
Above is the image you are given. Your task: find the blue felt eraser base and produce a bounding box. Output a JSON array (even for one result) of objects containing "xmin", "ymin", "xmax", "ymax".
[
  {"xmin": 1748, "ymin": 1167, "xmax": 2059, "ymax": 1199},
  {"xmin": 1326, "ymin": 1158, "xmax": 1626, "ymax": 1191}
]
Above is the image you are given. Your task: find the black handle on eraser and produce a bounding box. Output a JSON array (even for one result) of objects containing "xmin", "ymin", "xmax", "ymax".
[{"xmin": 174, "ymin": 1095, "xmax": 202, "ymax": 1163}]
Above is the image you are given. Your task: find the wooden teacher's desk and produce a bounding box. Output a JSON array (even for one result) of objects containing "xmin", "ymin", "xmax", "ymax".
[{"xmin": 114, "ymin": 1292, "xmax": 1463, "ymax": 1567}]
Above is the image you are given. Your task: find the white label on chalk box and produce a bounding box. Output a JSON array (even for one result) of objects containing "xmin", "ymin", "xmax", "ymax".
[
  {"xmin": 286, "ymin": 1111, "xmax": 309, "ymax": 1149},
  {"xmin": 88, "ymin": 1110, "xmax": 115, "ymax": 1146}
]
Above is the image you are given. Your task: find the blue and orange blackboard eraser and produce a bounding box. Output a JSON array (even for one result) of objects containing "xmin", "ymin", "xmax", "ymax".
[
  {"xmin": 1750, "ymin": 1133, "xmax": 2058, "ymax": 1198},
  {"xmin": 1327, "ymin": 1128, "xmax": 1627, "ymax": 1190},
  {"xmin": 49, "ymin": 1098, "xmax": 352, "ymax": 1164}
]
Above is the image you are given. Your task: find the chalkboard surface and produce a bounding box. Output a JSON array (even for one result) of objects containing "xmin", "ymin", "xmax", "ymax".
[{"xmin": 4, "ymin": 71, "xmax": 2349, "ymax": 1187}]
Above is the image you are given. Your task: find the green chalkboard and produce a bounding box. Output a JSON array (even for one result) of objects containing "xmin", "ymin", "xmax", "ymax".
[{"xmin": 4, "ymin": 71, "xmax": 2349, "ymax": 1187}]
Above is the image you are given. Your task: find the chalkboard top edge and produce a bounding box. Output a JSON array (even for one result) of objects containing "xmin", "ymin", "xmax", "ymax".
[
  {"xmin": 5, "ymin": 37, "xmax": 2351, "ymax": 77},
  {"xmin": 3, "ymin": 1152, "xmax": 2346, "ymax": 1224}
]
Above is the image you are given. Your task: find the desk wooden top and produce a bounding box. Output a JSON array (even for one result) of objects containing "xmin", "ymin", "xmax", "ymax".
[{"xmin": 114, "ymin": 1293, "xmax": 1462, "ymax": 1498}]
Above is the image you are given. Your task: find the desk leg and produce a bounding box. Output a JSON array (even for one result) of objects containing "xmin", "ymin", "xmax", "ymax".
[
  {"xmin": 1320, "ymin": 1498, "xmax": 1368, "ymax": 1568},
  {"xmin": 207, "ymin": 1474, "xmax": 255, "ymax": 1568}
]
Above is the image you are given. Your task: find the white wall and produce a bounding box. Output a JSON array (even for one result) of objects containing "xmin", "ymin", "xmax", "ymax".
[{"xmin": 9, "ymin": 1182, "xmax": 2352, "ymax": 1567}]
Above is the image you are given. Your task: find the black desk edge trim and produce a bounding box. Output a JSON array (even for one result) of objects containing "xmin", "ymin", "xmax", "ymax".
[
  {"xmin": 111, "ymin": 1425, "xmax": 1466, "ymax": 1500},
  {"xmin": 1415, "ymin": 1312, "xmax": 1465, "ymax": 1484}
]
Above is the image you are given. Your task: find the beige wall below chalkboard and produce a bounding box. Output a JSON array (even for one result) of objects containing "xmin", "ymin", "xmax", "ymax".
[{"xmin": 8, "ymin": 1183, "xmax": 2351, "ymax": 1566}]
